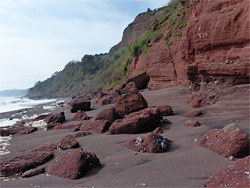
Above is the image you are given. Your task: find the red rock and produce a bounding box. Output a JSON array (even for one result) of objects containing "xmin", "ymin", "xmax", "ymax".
[
  {"xmin": 109, "ymin": 107, "xmax": 162, "ymax": 134},
  {"xmin": 125, "ymin": 132, "xmax": 172, "ymax": 153},
  {"xmin": 47, "ymin": 149, "xmax": 101, "ymax": 179},
  {"xmin": 18, "ymin": 127, "xmax": 37, "ymax": 135},
  {"xmin": 34, "ymin": 115, "xmax": 50, "ymax": 121},
  {"xmin": 126, "ymin": 72, "xmax": 150, "ymax": 90},
  {"xmin": 95, "ymin": 107, "xmax": 120, "ymax": 123},
  {"xmin": 80, "ymin": 120, "xmax": 110, "ymax": 133},
  {"xmin": 69, "ymin": 98, "xmax": 91, "ymax": 112},
  {"xmin": 199, "ymin": 128, "xmax": 249, "ymax": 158},
  {"xmin": 97, "ymin": 94, "xmax": 118, "ymax": 106},
  {"xmin": 118, "ymin": 82, "xmax": 138, "ymax": 95},
  {"xmin": 31, "ymin": 144, "xmax": 57, "ymax": 152},
  {"xmin": 57, "ymin": 135, "xmax": 79, "ymax": 150},
  {"xmin": 162, "ymin": 119, "xmax": 172, "ymax": 124},
  {"xmin": 184, "ymin": 119, "xmax": 201, "ymax": 127},
  {"xmin": 153, "ymin": 127, "xmax": 163, "ymax": 134},
  {"xmin": 0, "ymin": 126, "xmax": 37, "ymax": 136},
  {"xmin": 189, "ymin": 94, "xmax": 205, "ymax": 108},
  {"xmin": 156, "ymin": 105, "xmax": 173, "ymax": 116},
  {"xmin": 115, "ymin": 92, "xmax": 148, "ymax": 117},
  {"xmin": 52, "ymin": 123, "xmax": 81, "ymax": 130},
  {"xmin": 72, "ymin": 110, "xmax": 89, "ymax": 121},
  {"xmin": 71, "ymin": 127, "xmax": 80, "ymax": 132},
  {"xmin": 44, "ymin": 112, "xmax": 65, "ymax": 124},
  {"xmin": 74, "ymin": 131, "xmax": 92, "ymax": 138},
  {"xmin": 182, "ymin": 110, "xmax": 202, "ymax": 117},
  {"xmin": 205, "ymin": 156, "xmax": 250, "ymax": 187},
  {"xmin": 0, "ymin": 152, "xmax": 54, "ymax": 177},
  {"xmin": 21, "ymin": 167, "xmax": 45, "ymax": 178},
  {"xmin": 46, "ymin": 123, "xmax": 62, "ymax": 130}
]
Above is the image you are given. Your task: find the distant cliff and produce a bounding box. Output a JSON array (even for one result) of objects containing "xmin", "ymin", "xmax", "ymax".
[{"xmin": 27, "ymin": 0, "xmax": 250, "ymax": 98}]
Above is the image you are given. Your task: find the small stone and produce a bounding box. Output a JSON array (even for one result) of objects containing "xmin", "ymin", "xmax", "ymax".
[
  {"xmin": 107, "ymin": 157, "xmax": 110, "ymax": 159},
  {"xmin": 194, "ymin": 139, "xmax": 199, "ymax": 142},
  {"xmin": 115, "ymin": 163, "xmax": 119, "ymax": 166},
  {"xmin": 229, "ymin": 156, "xmax": 235, "ymax": 161},
  {"xmin": 134, "ymin": 152, "xmax": 138, "ymax": 155},
  {"xmin": 237, "ymin": 120, "xmax": 240, "ymax": 122}
]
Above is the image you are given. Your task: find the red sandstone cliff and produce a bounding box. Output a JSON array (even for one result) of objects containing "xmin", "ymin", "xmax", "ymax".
[{"xmin": 127, "ymin": 0, "xmax": 250, "ymax": 89}]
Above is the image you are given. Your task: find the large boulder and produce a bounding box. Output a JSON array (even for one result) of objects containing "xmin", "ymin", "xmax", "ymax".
[
  {"xmin": 199, "ymin": 128, "xmax": 249, "ymax": 158},
  {"xmin": 80, "ymin": 120, "xmax": 110, "ymax": 133},
  {"xmin": 125, "ymin": 132, "xmax": 172, "ymax": 153},
  {"xmin": 126, "ymin": 72, "xmax": 150, "ymax": 90},
  {"xmin": 69, "ymin": 98, "xmax": 91, "ymax": 113},
  {"xmin": 44, "ymin": 112, "xmax": 65, "ymax": 124},
  {"xmin": 57, "ymin": 135, "xmax": 79, "ymax": 150},
  {"xmin": 115, "ymin": 92, "xmax": 148, "ymax": 117},
  {"xmin": 109, "ymin": 107, "xmax": 162, "ymax": 134},
  {"xmin": 47, "ymin": 149, "xmax": 101, "ymax": 179},
  {"xmin": 72, "ymin": 110, "xmax": 89, "ymax": 121},
  {"xmin": 96, "ymin": 94, "xmax": 118, "ymax": 106},
  {"xmin": 118, "ymin": 82, "xmax": 138, "ymax": 95},
  {"xmin": 205, "ymin": 156, "xmax": 250, "ymax": 187},
  {"xmin": 95, "ymin": 107, "xmax": 120, "ymax": 123},
  {"xmin": 156, "ymin": 105, "xmax": 173, "ymax": 116},
  {"xmin": 0, "ymin": 151, "xmax": 54, "ymax": 177}
]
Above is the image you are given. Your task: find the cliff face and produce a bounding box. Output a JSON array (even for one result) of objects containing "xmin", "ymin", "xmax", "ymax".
[
  {"xmin": 127, "ymin": 0, "xmax": 249, "ymax": 89},
  {"xmin": 27, "ymin": 0, "xmax": 249, "ymax": 98}
]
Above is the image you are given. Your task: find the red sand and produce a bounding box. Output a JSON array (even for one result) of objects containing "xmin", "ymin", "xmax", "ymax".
[{"xmin": 0, "ymin": 85, "xmax": 249, "ymax": 187}]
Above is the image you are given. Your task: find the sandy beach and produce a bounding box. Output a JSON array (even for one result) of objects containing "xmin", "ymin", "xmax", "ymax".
[{"xmin": 0, "ymin": 85, "xmax": 249, "ymax": 188}]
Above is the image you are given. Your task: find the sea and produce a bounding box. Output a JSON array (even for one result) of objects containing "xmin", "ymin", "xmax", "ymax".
[{"xmin": 0, "ymin": 97, "xmax": 56, "ymax": 127}]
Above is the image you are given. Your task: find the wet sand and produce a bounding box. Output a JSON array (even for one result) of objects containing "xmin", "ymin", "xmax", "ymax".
[{"xmin": 0, "ymin": 85, "xmax": 249, "ymax": 188}]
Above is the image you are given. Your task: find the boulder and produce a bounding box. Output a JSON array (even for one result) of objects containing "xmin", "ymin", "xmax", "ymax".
[
  {"xmin": 189, "ymin": 94, "xmax": 205, "ymax": 108},
  {"xmin": 0, "ymin": 126, "xmax": 37, "ymax": 136},
  {"xmin": 182, "ymin": 110, "xmax": 202, "ymax": 117},
  {"xmin": 80, "ymin": 120, "xmax": 110, "ymax": 133},
  {"xmin": 153, "ymin": 127, "xmax": 163, "ymax": 134},
  {"xmin": 205, "ymin": 156, "xmax": 250, "ymax": 187},
  {"xmin": 74, "ymin": 131, "xmax": 92, "ymax": 138},
  {"xmin": 21, "ymin": 167, "xmax": 45, "ymax": 178},
  {"xmin": 31, "ymin": 144, "xmax": 57, "ymax": 152},
  {"xmin": 184, "ymin": 119, "xmax": 201, "ymax": 127},
  {"xmin": 118, "ymin": 82, "xmax": 138, "ymax": 95},
  {"xmin": 199, "ymin": 128, "xmax": 249, "ymax": 158},
  {"xmin": 18, "ymin": 127, "xmax": 37, "ymax": 135},
  {"xmin": 109, "ymin": 107, "xmax": 162, "ymax": 134},
  {"xmin": 125, "ymin": 132, "xmax": 172, "ymax": 153},
  {"xmin": 156, "ymin": 105, "xmax": 173, "ymax": 116},
  {"xmin": 69, "ymin": 98, "xmax": 91, "ymax": 112},
  {"xmin": 57, "ymin": 135, "xmax": 79, "ymax": 150},
  {"xmin": 72, "ymin": 110, "xmax": 89, "ymax": 121},
  {"xmin": 46, "ymin": 123, "xmax": 62, "ymax": 130},
  {"xmin": 222, "ymin": 123, "xmax": 240, "ymax": 131},
  {"xmin": 126, "ymin": 72, "xmax": 150, "ymax": 90},
  {"xmin": 44, "ymin": 112, "xmax": 65, "ymax": 124},
  {"xmin": 95, "ymin": 107, "xmax": 120, "ymax": 123},
  {"xmin": 34, "ymin": 114, "xmax": 50, "ymax": 121},
  {"xmin": 97, "ymin": 94, "xmax": 118, "ymax": 106},
  {"xmin": 0, "ymin": 151, "xmax": 54, "ymax": 176},
  {"xmin": 115, "ymin": 92, "xmax": 148, "ymax": 117},
  {"xmin": 47, "ymin": 149, "xmax": 101, "ymax": 179}
]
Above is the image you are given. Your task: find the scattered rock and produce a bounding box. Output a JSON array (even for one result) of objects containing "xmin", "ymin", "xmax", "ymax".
[
  {"xmin": 44, "ymin": 112, "xmax": 65, "ymax": 124},
  {"xmin": 110, "ymin": 107, "xmax": 162, "ymax": 134},
  {"xmin": 72, "ymin": 110, "xmax": 89, "ymax": 121},
  {"xmin": 115, "ymin": 92, "xmax": 148, "ymax": 117},
  {"xmin": 125, "ymin": 132, "xmax": 172, "ymax": 153},
  {"xmin": 69, "ymin": 98, "xmax": 91, "ymax": 113},
  {"xmin": 46, "ymin": 123, "xmax": 62, "ymax": 130},
  {"xmin": 80, "ymin": 120, "xmax": 110, "ymax": 133},
  {"xmin": 21, "ymin": 167, "xmax": 45, "ymax": 178},
  {"xmin": 205, "ymin": 156, "xmax": 250, "ymax": 187},
  {"xmin": 74, "ymin": 131, "xmax": 92, "ymax": 138},
  {"xmin": 184, "ymin": 119, "xmax": 201, "ymax": 127},
  {"xmin": 189, "ymin": 94, "xmax": 205, "ymax": 108},
  {"xmin": 222, "ymin": 123, "xmax": 240, "ymax": 131},
  {"xmin": 118, "ymin": 82, "xmax": 138, "ymax": 95},
  {"xmin": 153, "ymin": 127, "xmax": 163, "ymax": 134},
  {"xmin": 52, "ymin": 123, "xmax": 82, "ymax": 131},
  {"xmin": 229, "ymin": 156, "xmax": 235, "ymax": 161},
  {"xmin": 31, "ymin": 144, "xmax": 57, "ymax": 152},
  {"xmin": 0, "ymin": 152, "xmax": 54, "ymax": 176},
  {"xmin": 182, "ymin": 110, "xmax": 202, "ymax": 117},
  {"xmin": 0, "ymin": 124, "xmax": 37, "ymax": 136},
  {"xmin": 57, "ymin": 135, "xmax": 79, "ymax": 150},
  {"xmin": 199, "ymin": 128, "xmax": 249, "ymax": 158},
  {"xmin": 126, "ymin": 72, "xmax": 150, "ymax": 90},
  {"xmin": 95, "ymin": 107, "xmax": 121, "ymax": 123},
  {"xmin": 96, "ymin": 94, "xmax": 118, "ymax": 106},
  {"xmin": 47, "ymin": 149, "xmax": 101, "ymax": 179},
  {"xmin": 155, "ymin": 105, "xmax": 173, "ymax": 116},
  {"xmin": 34, "ymin": 115, "xmax": 50, "ymax": 121}
]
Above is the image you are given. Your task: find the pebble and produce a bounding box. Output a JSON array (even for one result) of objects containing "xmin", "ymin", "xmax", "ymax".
[
  {"xmin": 229, "ymin": 156, "xmax": 235, "ymax": 161},
  {"xmin": 115, "ymin": 163, "xmax": 119, "ymax": 166},
  {"xmin": 194, "ymin": 139, "xmax": 199, "ymax": 142},
  {"xmin": 107, "ymin": 156, "xmax": 110, "ymax": 159},
  {"xmin": 134, "ymin": 152, "xmax": 138, "ymax": 155}
]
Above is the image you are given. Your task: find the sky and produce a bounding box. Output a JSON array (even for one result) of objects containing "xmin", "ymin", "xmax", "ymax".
[{"xmin": 0, "ymin": 0, "xmax": 169, "ymax": 91}]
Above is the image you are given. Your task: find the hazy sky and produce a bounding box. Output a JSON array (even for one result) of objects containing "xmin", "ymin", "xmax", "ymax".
[{"xmin": 0, "ymin": 0, "xmax": 168, "ymax": 91}]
